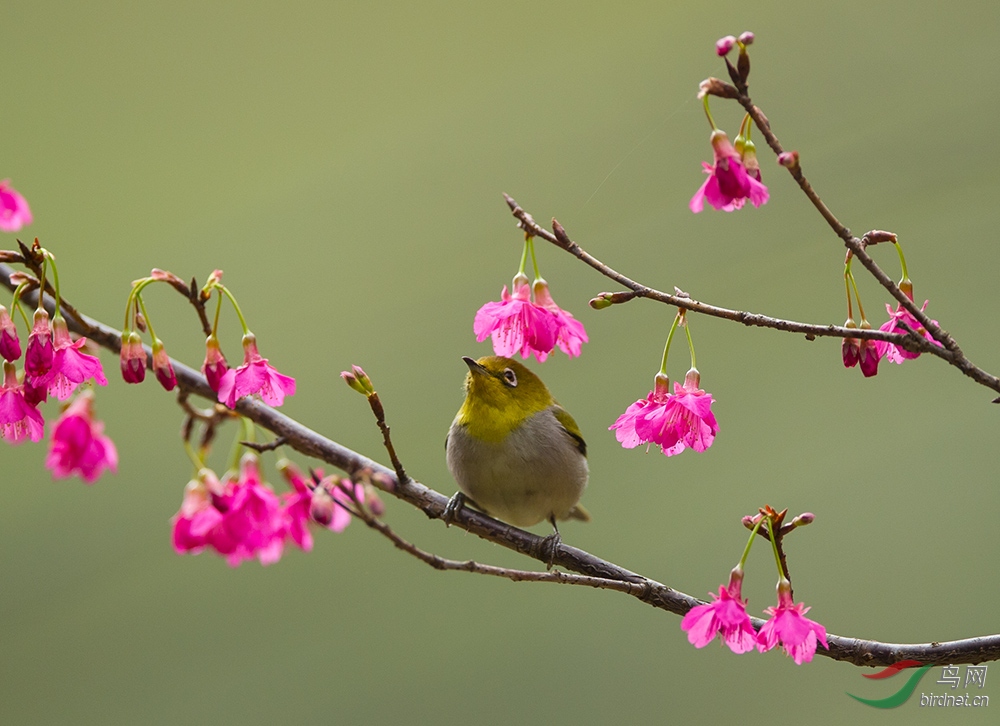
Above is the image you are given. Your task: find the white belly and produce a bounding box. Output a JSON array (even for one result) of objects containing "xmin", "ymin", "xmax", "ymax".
[{"xmin": 446, "ymin": 409, "xmax": 588, "ymax": 527}]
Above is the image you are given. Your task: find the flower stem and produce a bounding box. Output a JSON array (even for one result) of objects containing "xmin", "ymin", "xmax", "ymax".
[
  {"xmin": 893, "ymin": 239, "xmax": 910, "ymax": 284},
  {"xmin": 43, "ymin": 250, "xmax": 62, "ymax": 317},
  {"xmin": 135, "ymin": 293, "xmax": 159, "ymax": 344},
  {"xmin": 767, "ymin": 517, "xmax": 788, "ymax": 581},
  {"xmin": 659, "ymin": 312, "xmax": 682, "ymax": 376},
  {"xmin": 211, "ymin": 293, "xmax": 223, "ymax": 336},
  {"xmin": 738, "ymin": 515, "xmax": 765, "ymax": 570},
  {"xmin": 701, "ymin": 94, "xmax": 717, "ymax": 130},
  {"xmin": 683, "ymin": 313, "xmax": 697, "ymax": 370},
  {"xmin": 217, "ymin": 285, "xmax": 251, "ymax": 336},
  {"xmin": 846, "ymin": 267, "xmax": 867, "ymax": 322},
  {"xmin": 527, "ymin": 235, "xmax": 542, "ymax": 281},
  {"xmin": 183, "ymin": 441, "xmax": 203, "ymax": 473}
]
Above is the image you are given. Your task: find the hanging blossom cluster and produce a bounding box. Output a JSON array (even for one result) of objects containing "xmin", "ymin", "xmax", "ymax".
[
  {"xmin": 681, "ymin": 508, "xmax": 828, "ymax": 665},
  {"xmin": 0, "ymin": 231, "xmax": 116, "ymax": 483},
  {"xmin": 840, "ymin": 238, "xmax": 942, "ymax": 378},
  {"xmin": 474, "ymin": 235, "xmax": 587, "ymax": 363},
  {"xmin": 120, "ymin": 268, "xmax": 296, "ymax": 408},
  {"xmin": 610, "ymin": 311, "xmax": 718, "ymax": 457},
  {"xmin": 172, "ymin": 455, "xmax": 382, "ymax": 567}
]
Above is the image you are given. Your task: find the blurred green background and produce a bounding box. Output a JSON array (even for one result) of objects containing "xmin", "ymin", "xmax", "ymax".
[{"xmin": 2, "ymin": 1, "xmax": 998, "ymax": 724}]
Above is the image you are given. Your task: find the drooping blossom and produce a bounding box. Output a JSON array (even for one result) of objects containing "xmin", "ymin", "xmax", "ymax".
[
  {"xmin": 172, "ymin": 471, "xmax": 225, "ymax": 555},
  {"xmin": 681, "ymin": 568, "xmax": 756, "ymax": 654},
  {"xmin": 45, "ymin": 390, "xmax": 117, "ymax": 483},
  {"xmin": 120, "ymin": 331, "xmax": 147, "ymax": 383},
  {"xmin": 756, "ymin": 580, "xmax": 829, "ymax": 665},
  {"xmin": 690, "ymin": 129, "xmax": 769, "ymax": 213},
  {"xmin": 0, "ymin": 305, "xmax": 20, "ymax": 362},
  {"xmin": 189, "ymin": 455, "xmax": 288, "ymax": 567},
  {"xmin": 41, "ymin": 316, "xmax": 108, "ymax": 400},
  {"xmin": 875, "ymin": 298, "xmax": 941, "ymax": 364},
  {"xmin": 0, "ymin": 180, "xmax": 32, "ymax": 232},
  {"xmin": 24, "ymin": 309, "xmax": 54, "ymax": 380},
  {"xmin": 474, "ymin": 274, "xmax": 560, "ymax": 362},
  {"xmin": 610, "ymin": 368, "xmax": 718, "ymax": 456},
  {"xmin": 217, "ymin": 333, "xmax": 296, "ymax": 409},
  {"xmin": 532, "ymin": 279, "xmax": 588, "ymax": 358},
  {"xmin": 278, "ymin": 460, "xmax": 359, "ymax": 552},
  {"xmin": 0, "ymin": 361, "xmax": 44, "ymax": 443},
  {"xmin": 151, "ymin": 339, "xmax": 177, "ymax": 391},
  {"xmin": 841, "ymin": 319, "xmax": 880, "ymax": 377},
  {"xmin": 201, "ymin": 333, "xmax": 228, "ymax": 393}
]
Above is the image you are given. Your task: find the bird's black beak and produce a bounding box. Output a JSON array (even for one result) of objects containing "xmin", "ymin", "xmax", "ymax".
[{"xmin": 462, "ymin": 356, "xmax": 487, "ymax": 376}]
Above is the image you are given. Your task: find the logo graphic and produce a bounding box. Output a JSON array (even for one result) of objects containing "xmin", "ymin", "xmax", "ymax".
[{"xmin": 847, "ymin": 662, "xmax": 989, "ymax": 709}]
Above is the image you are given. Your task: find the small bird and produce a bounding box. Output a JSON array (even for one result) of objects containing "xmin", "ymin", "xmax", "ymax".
[{"xmin": 445, "ymin": 355, "xmax": 590, "ymax": 532}]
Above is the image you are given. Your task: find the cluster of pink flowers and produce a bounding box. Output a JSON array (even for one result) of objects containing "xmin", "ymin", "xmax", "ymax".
[
  {"xmin": 119, "ymin": 268, "xmax": 295, "ymax": 410},
  {"xmin": 682, "ymin": 574, "xmax": 828, "ymax": 665},
  {"xmin": 474, "ymin": 274, "xmax": 587, "ymax": 363},
  {"xmin": 610, "ymin": 368, "xmax": 718, "ymax": 456},
  {"xmin": 171, "ymin": 456, "xmax": 365, "ymax": 566},
  {"xmin": 842, "ymin": 292, "xmax": 941, "ymax": 377},
  {"xmin": 1, "ymin": 291, "xmax": 116, "ymax": 482}
]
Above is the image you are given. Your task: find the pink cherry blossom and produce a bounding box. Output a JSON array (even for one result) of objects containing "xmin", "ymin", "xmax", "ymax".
[
  {"xmin": 532, "ymin": 280, "xmax": 588, "ymax": 358},
  {"xmin": 205, "ymin": 455, "xmax": 288, "ymax": 567},
  {"xmin": 610, "ymin": 369, "xmax": 718, "ymax": 456},
  {"xmin": 217, "ymin": 333, "xmax": 296, "ymax": 409},
  {"xmin": 681, "ymin": 569, "xmax": 756, "ymax": 654},
  {"xmin": 690, "ymin": 130, "xmax": 769, "ymax": 213},
  {"xmin": 875, "ymin": 298, "xmax": 942, "ymax": 364},
  {"xmin": 119, "ymin": 331, "xmax": 147, "ymax": 383},
  {"xmin": 756, "ymin": 581, "xmax": 829, "ymax": 665},
  {"xmin": 41, "ymin": 316, "xmax": 108, "ymax": 400},
  {"xmin": 279, "ymin": 460, "xmax": 358, "ymax": 543},
  {"xmin": 0, "ymin": 305, "xmax": 20, "ymax": 362},
  {"xmin": 172, "ymin": 472, "xmax": 225, "ymax": 555},
  {"xmin": 0, "ymin": 361, "xmax": 45, "ymax": 443},
  {"xmin": 0, "ymin": 180, "xmax": 32, "ymax": 232},
  {"xmin": 474, "ymin": 275, "xmax": 560, "ymax": 362},
  {"xmin": 24, "ymin": 309, "xmax": 54, "ymax": 381},
  {"xmin": 201, "ymin": 333, "xmax": 228, "ymax": 393},
  {"xmin": 45, "ymin": 390, "xmax": 117, "ymax": 483}
]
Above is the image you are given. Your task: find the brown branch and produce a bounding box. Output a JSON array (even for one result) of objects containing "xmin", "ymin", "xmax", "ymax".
[
  {"xmin": 503, "ymin": 195, "xmax": 1000, "ymax": 397},
  {"xmin": 2, "ymin": 260, "xmax": 997, "ymax": 667},
  {"xmin": 505, "ymin": 195, "xmax": 939, "ymax": 354},
  {"xmin": 725, "ymin": 97, "xmax": 1000, "ymax": 396}
]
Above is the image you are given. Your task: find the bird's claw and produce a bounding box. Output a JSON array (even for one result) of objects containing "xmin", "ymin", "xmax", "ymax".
[
  {"xmin": 442, "ymin": 492, "xmax": 466, "ymax": 527},
  {"xmin": 539, "ymin": 531, "xmax": 562, "ymax": 570}
]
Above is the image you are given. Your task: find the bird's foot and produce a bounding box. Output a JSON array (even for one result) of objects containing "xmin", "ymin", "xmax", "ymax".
[
  {"xmin": 539, "ymin": 531, "xmax": 562, "ymax": 570},
  {"xmin": 442, "ymin": 492, "xmax": 466, "ymax": 527}
]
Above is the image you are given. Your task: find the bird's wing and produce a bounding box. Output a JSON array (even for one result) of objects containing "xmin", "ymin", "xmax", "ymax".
[{"xmin": 552, "ymin": 406, "xmax": 587, "ymax": 457}]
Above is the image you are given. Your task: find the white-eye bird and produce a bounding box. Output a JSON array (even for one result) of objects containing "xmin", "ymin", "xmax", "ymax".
[{"xmin": 445, "ymin": 355, "xmax": 590, "ymax": 530}]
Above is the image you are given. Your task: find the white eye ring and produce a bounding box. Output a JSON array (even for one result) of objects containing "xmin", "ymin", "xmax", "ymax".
[{"xmin": 502, "ymin": 368, "xmax": 518, "ymax": 387}]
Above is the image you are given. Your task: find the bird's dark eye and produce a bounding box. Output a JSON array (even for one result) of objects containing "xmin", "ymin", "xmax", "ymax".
[{"xmin": 502, "ymin": 368, "xmax": 518, "ymax": 387}]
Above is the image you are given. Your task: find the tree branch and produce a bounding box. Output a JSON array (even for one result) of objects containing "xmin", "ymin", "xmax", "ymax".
[
  {"xmin": 501, "ymin": 194, "xmax": 1000, "ymax": 398},
  {"xmin": 2, "ymin": 260, "xmax": 997, "ymax": 667}
]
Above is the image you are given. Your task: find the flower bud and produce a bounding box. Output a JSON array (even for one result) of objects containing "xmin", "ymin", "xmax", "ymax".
[
  {"xmin": 790, "ymin": 512, "xmax": 815, "ymax": 528},
  {"xmin": 0, "ymin": 305, "xmax": 21, "ymax": 362},
  {"xmin": 309, "ymin": 482, "xmax": 336, "ymax": 527},
  {"xmin": 716, "ymin": 35, "xmax": 737, "ymax": 56},
  {"xmin": 152, "ymin": 339, "xmax": 177, "ymax": 391},
  {"xmin": 202, "ymin": 334, "xmax": 228, "ymax": 393},
  {"xmin": 777, "ymin": 151, "xmax": 800, "ymax": 170},
  {"xmin": 25, "ymin": 309, "xmax": 54, "ymax": 378},
  {"xmin": 738, "ymin": 31, "xmax": 755, "ymax": 46},
  {"xmin": 363, "ymin": 482, "xmax": 385, "ymax": 516},
  {"xmin": 150, "ymin": 268, "xmax": 185, "ymax": 285},
  {"xmin": 120, "ymin": 331, "xmax": 147, "ymax": 383},
  {"xmin": 589, "ymin": 293, "xmax": 614, "ymax": 310}
]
